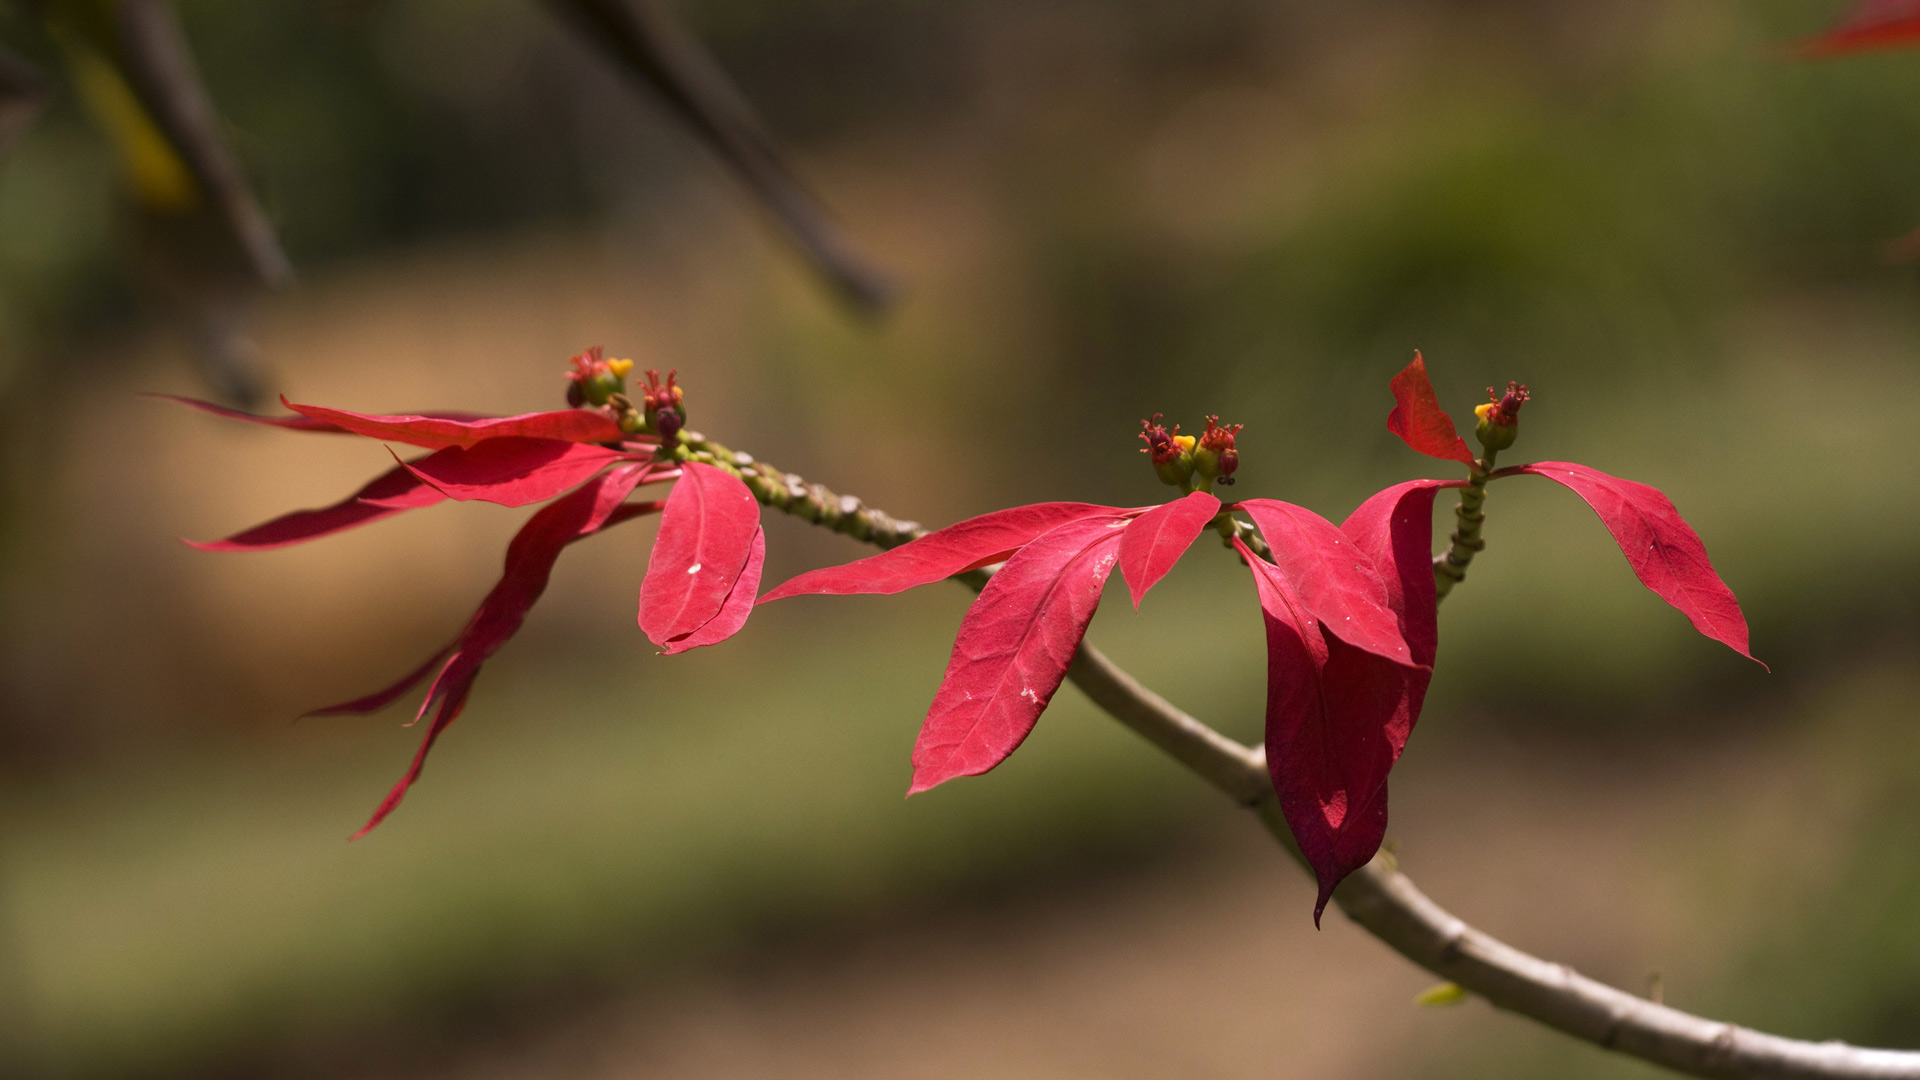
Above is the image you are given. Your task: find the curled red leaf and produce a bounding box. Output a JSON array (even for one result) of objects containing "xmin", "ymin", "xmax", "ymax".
[
  {"xmin": 155, "ymin": 394, "xmax": 489, "ymax": 432},
  {"xmin": 1237, "ymin": 499, "xmax": 1417, "ymax": 669},
  {"xmin": 281, "ymin": 396, "xmax": 625, "ymax": 450},
  {"xmin": 639, "ymin": 463, "xmax": 763, "ymax": 650},
  {"xmin": 186, "ymin": 461, "xmax": 446, "ymax": 552},
  {"xmin": 1340, "ymin": 479, "xmax": 1469, "ymax": 669},
  {"xmin": 1505, "ymin": 462, "xmax": 1763, "ymax": 667},
  {"xmin": 758, "ymin": 502, "xmax": 1120, "ymax": 603},
  {"xmin": 393, "ymin": 438, "xmax": 632, "ymax": 508},
  {"xmin": 1386, "ymin": 352, "xmax": 1476, "ymax": 465},
  {"xmin": 1117, "ymin": 491, "xmax": 1220, "ymax": 609},
  {"xmin": 910, "ymin": 514, "xmax": 1132, "ymax": 795},
  {"xmin": 660, "ymin": 527, "xmax": 766, "ymax": 655},
  {"xmin": 1799, "ymin": 0, "xmax": 1920, "ymax": 56}
]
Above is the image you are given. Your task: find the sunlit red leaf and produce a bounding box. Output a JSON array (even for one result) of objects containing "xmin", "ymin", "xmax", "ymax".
[
  {"xmin": 1117, "ymin": 491, "xmax": 1220, "ymax": 609},
  {"xmin": 393, "ymin": 438, "xmax": 632, "ymax": 507},
  {"xmin": 1387, "ymin": 352, "xmax": 1476, "ymax": 465},
  {"xmin": 156, "ymin": 394, "xmax": 489, "ymax": 432},
  {"xmin": 660, "ymin": 527, "xmax": 766, "ymax": 655},
  {"xmin": 1340, "ymin": 478, "xmax": 1469, "ymax": 668},
  {"xmin": 1505, "ymin": 462, "xmax": 1762, "ymax": 666},
  {"xmin": 186, "ymin": 461, "xmax": 446, "ymax": 552},
  {"xmin": 343, "ymin": 463, "xmax": 652, "ymax": 838},
  {"xmin": 282, "ymin": 397, "xmax": 625, "ymax": 450},
  {"xmin": 758, "ymin": 502, "xmax": 1120, "ymax": 603},
  {"xmin": 1237, "ymin": 499, "xmax": 1416, "ymax": 669},
  {"xmin": 910, "ymin": 514, "xmax": 1131, "ymax": 794},
  {"xmin": 1800, "ymin": 0, "xmax": 1920, "ymax": 56},
  {"xmin": 639, "ymin": 463, "xmax": 763, "ymax": 649}
]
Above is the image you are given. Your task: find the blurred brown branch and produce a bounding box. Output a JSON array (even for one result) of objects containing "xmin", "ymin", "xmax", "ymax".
[{"xmin": 0, "ymin": 39, "xmax": 47, "ymax": 159}]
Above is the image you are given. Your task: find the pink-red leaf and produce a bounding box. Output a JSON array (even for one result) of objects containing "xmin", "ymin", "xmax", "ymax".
[
  {"xmin": 1386, "ymin": 352, "xmax": 1476, "ymax": 465},
  {"xmin": 392, "ymin": 438, "xmax": 630, "ymax": 508},
  {"xmin": 1117, "ymin": 491, "xmax": 1220, "ymax": 609},
  {"xmin": 1340, "ymin": 479, "xmax": 1468, "ymax": 668},
  {"xmin": 1237, "ymin": 499, "xmax": 1417, "ymax": 669},
  {"xmin": 660, "ymin": 526, "xmax": 766, "ymax": 654},
  {"xmin": 187, "ymin": 461, "xmax": 447, "ymax": 552},
  {"xmin": 156, "ymin": 394, "xmax": 490, "ymax": 433},
  {"xmin": 639, "ymin": 463, "xmax": 763, "ymax": 649},
  {"xmin": 282, "ymin": 397, "xmax": 624, "ymax": 450},
  {"xmin": 909, "ymin": 514, "xmax": 1130, "ymax": 795},
  {"xmin": 1800, "ymin": 0, "xmax": 1920, "ymax": 56},
  {"xmin": 345, "ymin": 463, "xmax": 650, "ymax": 838},
  {"xmin": 1237, "ymin": 536, "xmax": 1411, "ymax": 923},
  {"xmin": 1506, "ymin": 462, "xmax": 1762, "ymax": 666},
  {"xmin": 758, "ymin": 502, "xmax": 1120, "ymax": 603}
]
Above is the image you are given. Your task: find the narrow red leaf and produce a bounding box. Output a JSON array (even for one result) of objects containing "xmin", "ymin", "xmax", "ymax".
[
  {"xmin": 1800, "ymin": 0, "xmax": 1920, "ymax": 56},
  {"xmin": 1237, "ymin": 499, "xmax": 1417, "ymax": 669},
  {"xmin": 661, "ymin": 527, "xmax": 766, "ymax": 654},
  {"xmin": 758, "ymin": 502, "xmax": 1120, "ymax": 603},
  {"xmin": 1506, "ymin": 461, "xmax": 1763, "ymax": 666},
  {"xmin": 1117, "ymin": 491, "xmax": 1220, "ymax": 609},
  {"xmin": 282, "ymin": 397, "xmax": 625, "ymax": 450},
  {"xmin": 638, "ymin": 463, "xmax": 763, "ymax": 649},
  {"xmin": 155, "ymin": 394, "xmax": 491, "ymax": 432},
  {"xmin": 347, "ymin": 463, "xmax": 650, "ymax": 838},
  {"xmin": 1386, "ymin": 352, "xmax": 1476, "ymax": 465},
  {"xmin": 187, "ymin": 461, "xmax": 446, "ymax": 552},
  {"xmin": 1340, "ymin": 479, "xmax": 1469, "ymax": 668},
  {"xmin": 1237, "ymin": 536, "xmax": 1410, "ymax": 923},
  {"xmin": 392, "ymin": 438, "xmax": 631, "ymax": 508},
  {"xmin": 909, "ymin": 514, "xmax": 1131, "ymax": 795}
]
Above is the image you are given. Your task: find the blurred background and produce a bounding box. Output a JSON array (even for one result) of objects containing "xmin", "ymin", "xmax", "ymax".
[{"xmin": 0, "ymin": 0, "xmax": 1916, "ymax": 1076}]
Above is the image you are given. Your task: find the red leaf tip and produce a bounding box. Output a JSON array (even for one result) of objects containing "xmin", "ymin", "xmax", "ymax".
[{"xmin": 1386, "ymin": 352, "xmax": 1477, "ymax": 466}]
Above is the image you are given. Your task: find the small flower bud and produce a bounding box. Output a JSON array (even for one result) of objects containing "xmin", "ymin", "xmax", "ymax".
[
  {"xmin": 564, "ymin": 347, "xmax": 633, "ymax": 408},
  {"xmin": 1193, "ymin": 415, "xmax": 1242, "ymax": 486},
  {"xmin": 642, "ymin": 369, "xmax": 686, "ymax": 433},
  {"xmin": 1473, "ymin": 382, "xmax": 1529, "ymax": 453},
  {"xmin": 1139, "ymin": 415, "xmax": 1195, "ymax": 487}
]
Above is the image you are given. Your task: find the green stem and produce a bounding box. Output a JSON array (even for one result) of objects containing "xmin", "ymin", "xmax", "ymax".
[{"xmin": 1433, "ymin": 451, "xmax": 1497, "ymax": 602}]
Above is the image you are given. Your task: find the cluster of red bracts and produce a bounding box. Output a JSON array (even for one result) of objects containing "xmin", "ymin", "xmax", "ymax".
[{"xmin": 177, "ymin": 353, "xmax": 1759, "ymax": 919}]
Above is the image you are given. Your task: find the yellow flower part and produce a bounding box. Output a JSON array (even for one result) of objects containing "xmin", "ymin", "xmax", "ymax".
[
  {"xmin": 607, "ymin": 358, "xmax": 635, "ymax": 378},
  {"xmin": 1174, "ymin": 434, "xmax": 1196, "ymax": 453}
]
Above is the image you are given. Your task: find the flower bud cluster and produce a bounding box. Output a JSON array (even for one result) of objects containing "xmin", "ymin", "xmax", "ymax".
[
  {"xmin": 1139, "ymin": 413, "xmax": 1241, "ymax": 490},
  {"xmin": 564, "ymin": 346, "xmax": 634, "ymax": 408},
  {"xmin": 1473, "ymin": 381, "xmax": 1529, "ymax": 453}
]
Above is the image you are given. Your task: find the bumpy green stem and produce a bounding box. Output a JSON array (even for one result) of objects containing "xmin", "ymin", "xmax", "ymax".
[
  {"xmin": 1433, "ymin": 452, "xmax": 1496, "ymax": 601},
  {"xmin": 676, "ymin": 432, "xmax": 924, "ymax": 550}
]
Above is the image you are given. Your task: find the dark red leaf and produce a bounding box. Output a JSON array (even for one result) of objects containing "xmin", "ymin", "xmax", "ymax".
[
  {"xmin": 346, "ymin": 463, "xmax": 650, "ymax": 838},
  {"xmin": 661, "ymin": 526, "xmax": 766, "ymax": 654},
  {"xmin": 1237, "ymin": 535, "xmax": 1412, "ymax": 923},
  {"xmin": 1340, "ymin": 479, "xmax": 1468, "ymax": 668},
  {"xmin": 186, "ymin": 461, "xmax": 446, "ymax": 552},
  {"xmin": 639, "ymin": 463, "xmax": 763, "ymax": 649},
  {"xmin": 393, "ymin": 438, "xmax": 632, "ymax": 507},
  {"xmin": 155, "ymin": 394, "xmax": 490, "ymax": 433},
  {"xmin": 1800, "ymin": 0, "xmax": 1920, "ymax": 56},
  {"xmin": 282, "ymin": 396, "xmax": 625, "ymax": 450},
  {"xmin": 758, "ymin": 502, "xmax": 1120, "ymax": 603},
  {"xmin": 1505, "ymin": 462, "xmax": 1763, "ymax": 666},
  {"xmin": 1237, "ymin": 499, "xmax": 1417, "ymax": 669},
  {"xmin": 910, "ymin": 514, "xmax": 1131, "ymax": 794},
  {"xmin": 1117, "ymin": 491, "xmax": 1220, "ymax": 609},
  {"xmin": 1386, "ymin": 352, "xmax": 1476, "ymax": 465}
]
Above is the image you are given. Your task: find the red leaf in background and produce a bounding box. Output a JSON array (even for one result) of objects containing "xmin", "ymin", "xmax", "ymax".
[
  {"xmin": 639, "ymin": 463, "xmax": 763, "ymax": 649},
  {"xmin": 1340, "ymin": 479, "xmax": 1469, "ymax": 668},
  {"xmin": 282, "ymin": 397, "xmax": 624, "ymax": 450},
  {"xmin": 347, "ymin": 463, "xmax": 652, "ymax": 838},
  {"xmin": 758, "ymin": 502, "xmax": 1120, "ymax": 602},
  {"xmin": 156, "ymin": 394, "xmax": 490, "ymax": 433},
  {"xmin": 909, "ymin": 514, "xmax": 1131, "ymax": 794},
  {"xmin": 660, "ymin": 527, "xmax": 766, "ymax": 655},
  {"xmin": 1117, "ymin": 491, "xmax": 1220, "ymax": 609},
  {"xmin": 1506, "ymin": 462, "xmax": 1763, "ymax": 666},
  {"xmin": 1800, "ymin": 0, "xmax": 1920, "ymax": 56},
  {"xmin": 1387, "ymin": 352, "xmax": 1476, "ymax": 466},
  {"xmin": 1236, "ymin": 535, "xmax": 1410, "ymax": 923},
  {"xmin": 1237, "ymin": 499, "xmax": 1417, "ymax": 669},
  {"xmin": 392, "ymin": 438, "xmax": 632, "ymax": 507},
  {"xmin": 185, "ymin": 461, "xmax": 447, "ymax": 552}
]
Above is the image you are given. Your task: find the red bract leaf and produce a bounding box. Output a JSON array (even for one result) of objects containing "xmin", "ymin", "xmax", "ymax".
[
  {"xmin": 1387, "ymin": 352, "xmax": 1476, "ymax": 466},
  {"xmin": 1800, "ymin": 0, "xmax": 1920, "ymax": 56},
  {"xmin": 639, "ymin": 463, "xmax": 763, "ymax": 650},
  {"xmin": 1340, "ymin": 479, "xmax": 1469, "ymax": 668},
  {"xmin": 1117, "ymin": 491, "xmax": 1220, "ymax": 609},
  {"xmin": 345, "ymin": 463, "xmax": 651, "ymax": 838},
  {"xmin": 392, "ymin": 438, "xmax": 632, "ymax": 508},
  {"xmin": 660, "ymin": 527, "xmax": 765, "ymax": 654},
  {"xmin": 758, "ymin": 502, "xmax": 1119, "ymax": 603},
  {"xmin": 1506, "ymin": 462, "xmax": 1763, "ymax": 666},
  {"xmin": 282, "ymin": 397, "xmax": 625, "ymax": 450},
  {"xmin": 1237, "ymin": 499, "xmax": 1416, "ymax": 669},
  {"xmin": 1237, "ymin": 536, "xmax": 1410, "ymax": 923},
  {"xmin": 186, "ymin": 461, "xmax": 447, "ymax": 552},
  {"xmin": 156, "ymin": 394, "xmax": 491, "ymax": 432},
  {"xmin": 910, "ymin": 514, "xmax": 1130, "ymax": 795}
]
